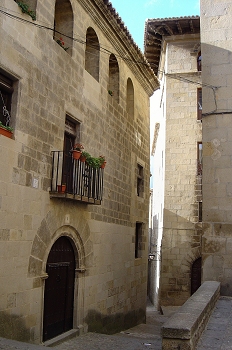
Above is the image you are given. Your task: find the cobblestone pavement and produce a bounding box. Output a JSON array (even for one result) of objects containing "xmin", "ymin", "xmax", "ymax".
[{"xmin": 197, "ymin": 296, "xmax": 232, "ymax": 350}]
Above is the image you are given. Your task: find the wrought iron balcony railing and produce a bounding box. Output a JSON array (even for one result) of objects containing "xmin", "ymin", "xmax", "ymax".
[{"xmin": 50, "ymin": 151, "xmax": 104, "ymax": 204}]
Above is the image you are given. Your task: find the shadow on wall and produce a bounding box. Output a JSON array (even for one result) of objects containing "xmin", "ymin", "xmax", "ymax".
[
  {"xmin": 0, "ymin": 311, "xmax": 31, "ymax": 342},
  {"xmin": 85, "ymin": 308, "xmax": 145, "ymax": 334},
  {"xmin": 201, "ymin": 42, "xmax": 232, "ymax": 297},
  {"xmin": 160, "ymin": 208, "xmax": 202, "ymax": 306}
]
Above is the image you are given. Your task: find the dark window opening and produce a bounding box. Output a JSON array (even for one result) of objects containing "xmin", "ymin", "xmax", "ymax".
[
  {"xmin": 135, "ymin": 222, "xmax": 142, "ymax": 259},
  {"xmin": 197, "ymin": 51, "xmax": 201, "ymax": 71},
  {"xmin": 127, "ymin": 78, "xmax": 134, "ymax": 118},
  {"xmin": 0, "ymin": 72, "xmax": 14, "ymax": 127},
  {"xmin": 198, "ymin": 201, "xmax": 202, "ymax": 222},
  {"xmin": 191, "ymin": 257, "xmax": 202, "ymax": 295},
  {"xmin": 109, "ymin": 54, "xmax": 119, "ymax": 103},
  {"xmin": 62, "ymin": 116, "xmax": 80, "ymax": 185},
  {"xmin": 197, "ymin": 88, "xmax": 202, "ymax": 121},
  {"xmin": 54, "ymin": 0, "xmax": 73, "ymax": 55},
  {"xmin": 137, "ymin": 164, "xmax": 144, "ymax": 196},
  {"xmin": 85, "ymin": 27, "xmax": 100, "ymax": 81},
  {"xmin": 197, "ymin": 142, "xmax": 202, "ymax": 175}
]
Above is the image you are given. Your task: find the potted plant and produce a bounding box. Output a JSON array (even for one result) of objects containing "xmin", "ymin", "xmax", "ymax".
[
  {"xmin": 99, "ymin": 155, "xmax": 106, "ymax": 169},
  {"xmin": 57, "ymin": 184, "xmax": 66, "ymax": 193},
  {"xmin": 71, "ymin": 143, "xmax": 84, "ymax": 160},
  {"xmin": 14, "ymin": 0, "xmax": 36, "ymax": 20},
  {"xmin": 86, "ymin": 155, "xmax": 102, "ymax": 168},
  {"xmin": 0, "ymin": 121, "xmax": 13, "ymax": 139},
  {"xmin": 56, "ymin": 37, "xmax": 69, "ymax": 51},
  {"xmin": 80, "ymin": 151, "xmax": 90, "ymax": 163}
]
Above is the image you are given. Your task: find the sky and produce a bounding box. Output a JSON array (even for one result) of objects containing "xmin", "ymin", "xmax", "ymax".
[{"xmin": 110, "ymin": 0, "xmax": 200, "ymax": 51}]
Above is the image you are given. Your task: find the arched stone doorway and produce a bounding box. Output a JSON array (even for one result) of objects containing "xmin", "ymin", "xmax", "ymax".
[
  {"xmin": 191, "ymin": 257, "xmax": 202, "ymax": 295},
  {"xmin": 43, "ymin": 236, "xmax": 76, "ymax": 341}
]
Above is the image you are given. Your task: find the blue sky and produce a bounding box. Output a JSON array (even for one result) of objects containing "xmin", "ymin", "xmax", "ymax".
[{"xmin": 111, "ymin": 0, "xmax": 200, "ymax": 50}]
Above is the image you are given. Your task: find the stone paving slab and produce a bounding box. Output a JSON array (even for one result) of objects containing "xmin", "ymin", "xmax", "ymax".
[
  {"xmin": 54, "ymin": 332, "xmax": 161, "ymax": 350},
  {"xmin": 197, "ymin": 296, "xmax": 232, "ymax": 350}
]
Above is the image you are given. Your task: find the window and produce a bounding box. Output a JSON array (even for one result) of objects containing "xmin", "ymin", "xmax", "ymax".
[
  {"xmin": 108, "ymin": 54, "xmax": 119, "ymax": 103},
  {"xmin": 0, "ymin": 72, "xmax": 14, "ymax": 128},
  {"xmin": 137, "ymin": 164, "xmax": 144, "ymax": 196},
  {"xmin": 62, "ymin": 116, "xmax": 80, "ymax": 186},
  {"xmin": 197, "ymin": 88, "xmax": 202, "ymax": 121},
  {"xmin": 54, "ymin": 0, "xmax": 73, "ymax": 54},
  {"xmin": 126, "ymin": 78, "xmax": 134, "ymax": 118},
  {"xmin": 197, "ymin": 142, "xmax": 202, "ymax": 175},
  {"xmin": 198, "ymin": 201, "xmax": 202, "ymax": 222},
  {"xmin": 135, "ymin": 222, "xmax": 142, "ymax": 258},
  {"xmin": 197, "ymin": 51, "xmax": 201, "ymax": 71},
  {"xmin": 85, "ymin": 27, "xmax": 100, "ymax": 81}
]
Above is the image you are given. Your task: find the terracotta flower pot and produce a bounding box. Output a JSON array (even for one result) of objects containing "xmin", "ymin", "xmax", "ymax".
[
  {"xmin": 100, "ymin": 161, "xmax": 106, "ymax": 169},
  {"xmin": 57, "ymin": 184, "xmax": 66, "ymax": 193},
  {"xmin": 72, "ymin": 150, "xmax": 81, "ymax": 160},
  {"xmin": 80, "ymin": 155, "xmax": 86, "ymax": 162}
]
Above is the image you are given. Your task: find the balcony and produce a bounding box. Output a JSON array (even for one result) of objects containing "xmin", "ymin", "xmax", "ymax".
[{"xmin": 50, "ymin": 151, "xmax": 104, "ymax": 204}]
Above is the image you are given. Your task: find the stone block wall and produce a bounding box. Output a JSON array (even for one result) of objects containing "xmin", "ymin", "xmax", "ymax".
[
  {"xmin": 201, "ymin": 0, "xmax": 232, "ymax": 296},
  {"xmin": 160, "ymin": 38, "xmax": 202, "ymax": 306},
  {"xmin": 0, "ymin": 0, "xmax": 158, "ymax": 343}
]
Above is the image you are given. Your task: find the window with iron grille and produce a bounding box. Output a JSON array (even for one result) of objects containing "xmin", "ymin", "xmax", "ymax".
[{"xmin": 0, "ymin": 72, "xmax": 13, "ymax": 127}]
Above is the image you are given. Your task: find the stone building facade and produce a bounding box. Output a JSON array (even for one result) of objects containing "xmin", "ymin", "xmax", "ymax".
[
  {"xmin": 0, "ymin": 0, "xmax": 158, "ymax": 344},
  {"xmin": 200, "ymin": 0, "xmax": 232, "ymax": 296},
  {"xmin": 145, "ymin": 17, "xmax": 202, "ymax": 306}
]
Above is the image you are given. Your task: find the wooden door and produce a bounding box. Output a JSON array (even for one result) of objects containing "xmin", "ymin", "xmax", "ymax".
[
  {"xmin": 191, "ymin": 257, "xmax": 202, "ymax": 295},
  {"xmin": 43, "ymin": 237, "xmax": 75, "ymax": 342}
]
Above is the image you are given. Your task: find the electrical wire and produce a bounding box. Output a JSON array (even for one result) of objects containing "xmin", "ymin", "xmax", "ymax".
[
  {"xmin": 0, "ymin": 6, "xmax": 217, "ymax": 87},
  {"xmin": 2, "ymin": 5, "xmax": 232, "ymax": 117},
  {"xmin": 0, "ymin": 6, "xmax": 152, "ymax": 70}
]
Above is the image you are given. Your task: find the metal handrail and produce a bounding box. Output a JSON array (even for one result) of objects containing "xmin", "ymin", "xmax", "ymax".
[{"xmin": 50, "ymin": 151, "xmax": 104, "ymax": 201}]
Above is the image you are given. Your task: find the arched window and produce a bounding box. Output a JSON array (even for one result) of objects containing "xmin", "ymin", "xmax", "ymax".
[
  {"xmin": 108, "ymin": 54, "xmax": 119, "ymax": 103},
  {"xmin": 85, "ymin": 28, "xmax": 100, "ymax": 81},
  {"xmin": 54, "ymin": 0, "xmax": 73, "ymax": 55},
  {"xmin": 126, "ymin": 78, "xmax": 134, "ymax": 118}
]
